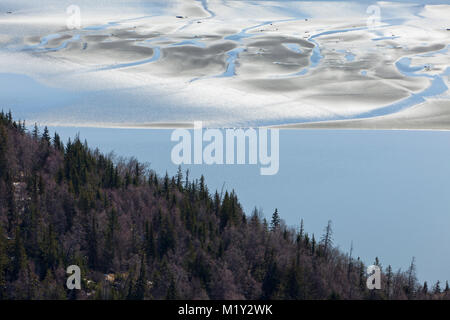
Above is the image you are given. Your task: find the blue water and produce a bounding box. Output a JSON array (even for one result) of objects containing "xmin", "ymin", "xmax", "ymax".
[
  {"xmin": 170, "ymin": 40, "xmax": 206, "ymax": 48},
  {"xmin": 337, "ymin": 50, "xmax": 356, "ymax": 62},
  {"xmin": 24, "ymin": 34, "xmax": 81, "ymax": 53},
  {"xmin": 356, "ymin": 77, "xmax": 448, "ymax": 119},
  {"xmin": 32, "ymin": 35, "xmax": 81, "ymax": 53},
  {"xmin": 224, "ymin": 19, "xmax": 298, "ymax": 43},
  {"xmin": 190, "ymin": 47, "xmax": 246, "ymax": 82},
  {"xmin": 396, "ymin": 57, "xmax": 431, "ymax": 77},
  {"xmin": 283, "ymin": 43, "xmax": 303, "ymax": 54},
  {"xmin": 419, "ymin": 45, "xmax": 449, "ymax": 57},
  {"xmin": 224, "ymin": 23, "xmax": 268, "ymax": 43},
  {"xmin": 96, "ymin": 47, "xmax": 161, "ymax": 71},
  {"xmin": 345, "ymin": 52, "xmax": 355, "ymax": 62},
  {"xmin": 33, "ymin": 34, "xmax": 60, "ymax": 47},
  {"xmin": 372, "ymin": 36, "xmax": 400, "ymax": 41},
  {"xmin": 199, "ymin": 0, "xmax": 216, "ymax": 18},
  {"xmin": 218, "ymin": 48, "xmax": 246, "ymax": 78},
  {"xmin": 354, "ymin": 58, "xmax": 448, "ymax": 119},
  {"xmin": 83, "ymin": 22, "xmax": 119, "ymax": 31},
  {"xmin": 277, "ymin": 26, "xmax": 368, "ymax": 78},
  {"xmin": 0, "ymin": 73, "xmax": 79, "ymax": 118},
  {"xmin": 44, "ymin": 126, "xmax": 450, "ymax": 285}
]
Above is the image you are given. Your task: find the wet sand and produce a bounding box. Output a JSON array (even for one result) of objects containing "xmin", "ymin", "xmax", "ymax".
[
  {"xmin": 274, "ymin": 99, "xmax": 450, "ymax": 130},
  {"xmin": 0, "ymin": 0, "xmax": 449, "ymax": 128}
]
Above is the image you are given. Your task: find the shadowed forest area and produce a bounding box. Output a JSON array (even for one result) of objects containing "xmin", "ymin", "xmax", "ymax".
[{"xmin": 0, "ymin": 111, "xmax": 448, "ymax": 300}]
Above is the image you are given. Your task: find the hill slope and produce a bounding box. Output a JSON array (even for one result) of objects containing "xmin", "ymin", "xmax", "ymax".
[{"xmin": 0, "ymin": 111, "xmax": 446, "ymax": 299}]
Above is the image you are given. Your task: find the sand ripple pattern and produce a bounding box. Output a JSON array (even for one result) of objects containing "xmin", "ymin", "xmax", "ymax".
[{"xmin": 2, "ymin": 0, "xmax": 450, "ymax": 127}]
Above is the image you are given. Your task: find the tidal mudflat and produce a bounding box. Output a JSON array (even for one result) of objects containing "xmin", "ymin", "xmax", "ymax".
[{"xmin": 0, "ymin": 0, "xmax": 449, "ymax": 128}]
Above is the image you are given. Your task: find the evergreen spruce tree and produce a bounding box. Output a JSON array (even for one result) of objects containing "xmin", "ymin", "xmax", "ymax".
[
  {"xmin": 406, "ymin": 257, "xmax": 417, "ymax": 296},
  {"xmin": 422, "ymin": 281, "xmax": 428, "ymax": 295},
  {"xmin": 133, "ymin": 254, "xmax": 147, "ymax": 300},
  {"xmin": 133, "ymin": 162, "xmax": 140, "ymax": 186},
  {"xmin": 434, "ymin": 281, "xmax": 441, "ymax": 294},
  {"xmin": 104, "ymin": 208, "xmax": 118, "ymax": 271},
  {"xmin": 166, "ymin": 275, "xmax": 178, "ymax": 300},
  {"xmin": 320, "ymin": 220, "xmax": 333, "ymax": 257},
  {"xmin": 176, "ymin": 166, "xmax": 183, "ymax": 190},
  {"xmin": 5, "ymin": 173, "xmax": 17, "ymax": 232},
  {"xmin": 311, "ymin": 234, "xmax": 316, "ymax": 256},
  {"xmin": 261, "ymin": 256, "xmax": 281, "ymax": 299},
  {"xmin": 386, "ymin": 265, "xmax": 393, "ymax": 298},
  {"xmin": 270, "ymin": 208, "xmax": 280, "ymax": 231},
  {"xmin": 144, "ymin": 221, "xmax": 155, "ymax": 263},
  {"xmin": 42, "ymin": 126, "xmax": 51, "ymax": 145},
  {"xmin": 0, "ymin": 225, "xmax": 7, "ymax": 299},
  {"xmin": 32, "ymin": 123, "xmax": 39, "ymax": 139},
  {"xmin": 53, "ymin": 132, "xmax": 63, "ymax": 151},
  {"xmin": 297, "ymin": 218, "xmax": 304, "ymax": 244},
  {"xmin": 88, "ymin": 215, "xmax": 99, "ymax": 269},
  {"xmin": 285, "ymin": 261, "xmax": 301, "ymax": 299},
  {"xmin": 12, "ymin": 227, "xmax": 27, "ymax": 280},
  {"xmin": 0, "ymin": 124, "xmax": 7, "ymax": 180}
]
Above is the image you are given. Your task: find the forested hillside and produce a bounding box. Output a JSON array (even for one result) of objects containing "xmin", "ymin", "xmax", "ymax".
[{"xmin": 0, "ymin": 111, "xmax": 447, "ymax": 300}]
